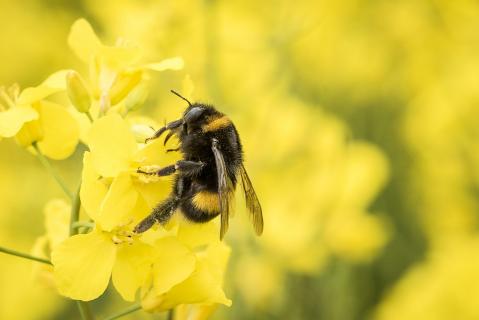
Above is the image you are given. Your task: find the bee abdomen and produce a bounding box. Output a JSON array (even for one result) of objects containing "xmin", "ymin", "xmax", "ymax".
[
  {"xmin": 192, "ymin": 191, "xmax": 221, "ymax": 213},
  {"xmin": 180, "ymin": 192, "xmax": 221, "ymax": 223}
]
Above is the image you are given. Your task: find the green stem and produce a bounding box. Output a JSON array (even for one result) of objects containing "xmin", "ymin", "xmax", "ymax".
[
  {"xmin": 86, "ymin": 111, "xmax": 94, "ymax": 123},
  {"xmin": 72, "ymin": 221, "xmax": 95, "ymax": 230},
  {"xmin": 77, "ymin": 301, "xmax": 95, "ymax": 320},
  {"xmin": 167, "ymin": 309, "xmax": 175, "ymax": 320},
  {"xmin": 70, "ymin": 185, "xmax": 82, "ymax": 236},
  {"xmin": 33, "ymin": 143, "xmax": 74, "ymax": 200},
  {"xmin": 0, "ymin": 245, "xmax": 52, "ymax": 265},
  {"xmin": 102, "ymin": 303, "xmax": 142, "ymax": 320}
]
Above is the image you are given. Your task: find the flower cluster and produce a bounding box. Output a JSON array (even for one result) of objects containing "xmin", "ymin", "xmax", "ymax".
[
  {"xmin": 53, "ymin": 114, "xmax": 231, "ymax": 310},
  {"xmin": 0, "ymin": 19, "xmax": 231, "ymax": 319}
]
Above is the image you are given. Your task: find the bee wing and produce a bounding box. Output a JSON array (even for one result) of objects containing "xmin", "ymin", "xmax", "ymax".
[
  {"xmin": 239, "ymin": 164, "xmax": 263, "ymax": 236},
  {"xmin": 211, "ymin": 139, "xmax": 232, "ymax": 240}
]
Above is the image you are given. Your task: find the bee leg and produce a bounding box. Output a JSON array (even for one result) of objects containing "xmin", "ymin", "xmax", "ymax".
[
  {"xmin": 145, "ymin": 119, "xmax": 183, "ymax": 143},
  {"xmin": 138, "ymin": 160, "xmax": 205, "ymax": 177},
  {"xmin": 173, "ymin": 160, "xmax": 205, "ymax": 176},
  {"xmin": 134, "ymin": 197, "xmax": 179, "ymax": 233},
  {"xmin": 166, "ymin": 147, "xmax": 180, "ymax": 153},
  {"xmin": 137, "ymin": 164, "xmax": 176, "ymax": 176},
  {"xmin": 163, "ymin": 131, "xmax": 175, "ymax": 146}
]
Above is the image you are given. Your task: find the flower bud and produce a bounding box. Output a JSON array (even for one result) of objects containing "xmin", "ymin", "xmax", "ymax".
[
  {"xmin": 109, "ymin": 70, "xmax": 142, "ymax": 106},
  {"xmin": 131, "ymin": 123, "xmax": 155, "ymax": 143},
  {"xmin": 66, "ymin": 71, "xmax": 92, "ymax": 113},
  {"xmin": 124, "ymin": 82, "xmax": 149, "ymax": 112}
]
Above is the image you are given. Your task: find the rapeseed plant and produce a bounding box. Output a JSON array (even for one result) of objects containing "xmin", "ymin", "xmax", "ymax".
[{"xmin": 0, "ymin": 18, "xmax": 231, "ymax": 320}]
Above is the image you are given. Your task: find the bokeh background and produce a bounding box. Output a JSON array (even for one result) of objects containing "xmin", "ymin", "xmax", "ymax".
[{"xmin": 1, "ymin": 0, "xmax": 479, "ymax": 319}]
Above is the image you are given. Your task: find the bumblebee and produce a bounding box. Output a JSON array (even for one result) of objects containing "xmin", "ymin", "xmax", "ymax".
[{"xmin": 134, "ymin": 91, "xmax": 263, "ymax": 239}]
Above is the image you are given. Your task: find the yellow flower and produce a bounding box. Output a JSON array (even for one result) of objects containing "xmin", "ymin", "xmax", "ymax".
[
  {"xmin": 53, "ymin": 229, "xmax": 152, "ymax": 301},
  {"xmin": 67, "ymin": 19, "xmax": 184, "ymax": 115},
  {"xmin": 234, "ymin": 256, "xmax": 283, "ymax": 311},
  {"xmin": 374, "ymin": 237, "xmax": 479, "ymax": 320},
  {"xmin": 0, "ymin": 71, "xmax": 80, "ymax": 159},
  {"xmin": 48, "ymin": 109, "xmax": 231, "ymax": 306},
  {"xmin": 51, "ymin": 113, "xmax": 225, "ymax": 303},
  {"xmin": 31, "ymin": 199, "xmax": 71, "ymax": 289},
  {"xmin": 80, "ymin": 114, "xmax": 176, "ymax": 231},
  {"xmin": 44, "ymin": 199, "xmax": 71, "ymax": 251},
  {"xmin": 323, "ymin": 142, "xmax": 390, "ymax": 262},
  {"xmin": 142, "ymin": 241, "xmax": 232, "ymax": 312},
  {"xmin": 51, "ymin": 218, "xmax": 227, "ymax": 303}
]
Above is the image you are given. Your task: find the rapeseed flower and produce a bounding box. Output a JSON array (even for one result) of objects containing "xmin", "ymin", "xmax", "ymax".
[
  {"xmin": 0, "ymin": 72, "xmax": 80, "ymax": 159},
  {"xmin": 31, "ymin": 199, "xmax": 71, "ymax": 289},
  {"xmin": 1, "ymin": 13, "xmax": 233, "ymax": 320},
  {"xmin": 80, "ymin": 113, "xmax": 175, "ymax": 231},
  {"xmin": 67, "ymin": 19, "xmax": 184, "ymax": 117},
  {"xmin": 50, "ymin": 113, "xmax": 171, "ymax": 300},
  {"xmin": 51, "ymin": 114, "xmax": 231, "ymax": 310},
  {"xmin": 51, "ymin": 213, "xmax": 230, "ymax": 303},
  {"xmin": 141, "ymin": 240, "xmax": 232, "ymax": 312}
]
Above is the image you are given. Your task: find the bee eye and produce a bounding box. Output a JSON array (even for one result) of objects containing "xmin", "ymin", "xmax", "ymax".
[{"xmin": 184, "ymin": 107, "xmax": 204, "ymax": 124}]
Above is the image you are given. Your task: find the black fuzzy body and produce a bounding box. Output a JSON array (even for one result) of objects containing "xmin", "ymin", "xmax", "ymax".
[
  {"xmin": 134, "ymin": 103, "xmax": 244, "ymax": 233},
  {"xmin": 135, "ymin": 97, "xmax": 263, "ymax": 239},
  {"xmin": 176, "ymin": 104, "xmax": 243, "ymax": 222}
]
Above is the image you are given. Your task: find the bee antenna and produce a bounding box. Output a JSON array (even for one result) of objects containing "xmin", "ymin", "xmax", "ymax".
[{"xmin": 170, "ymin": 90, "xmax": 192, "ymax": 106}]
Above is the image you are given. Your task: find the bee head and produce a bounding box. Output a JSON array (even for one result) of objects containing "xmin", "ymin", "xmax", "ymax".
[
  {"xmin": 170, "ymin": 90, "xmax": 223, "ymax": 134},
  {"xmin": 183, "ymin": 104, "xmax": 221, "ymax": 133}
]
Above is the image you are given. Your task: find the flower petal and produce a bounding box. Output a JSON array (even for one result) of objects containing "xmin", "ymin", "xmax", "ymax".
[
  {"xmin": 36, "ymin": 101, "xmax": 80, "ymax": 160},
  {"xmin": 152, "ymin": 237, "xmax": 196, "ymax": 295},
  {"xmin": 71, "ymin": 110, "xmax": 93, "ymax": 144},
  {"xmin": 99, "ymin": 172, "xmax": 138, "ymax": 231},
  {"xmin": 17, "ymin": 70, "xmax": 70, "ymax": 105},
  {"xmin": 176, "ymin": 220, "xmax": 219, "ymax": 249},
  {"xmin": 112, "ymin": 242, "xmax": 153, "ymax": 301},
  {"xmin": 128, "ymin": 194, "xmax": 155, "ymax": 227},
  {"xmin": 80, "ymin": 151, "xmax": 108, "ymax": 221},
  {"xmin": 0, "ymin": 106, "xmax": 38, "ymax": 137},
  {"xmin": 42, "ymin": 69, "xmax": 71, "ymax": 89},
  {"xmin": 130, "ymin": 123, "xmax": 155, "ymax": 143},
  {"xmin": 100, "ymin": 45, "xmax": 143, "ymax": 71},
  {"xmin": 88, "ymin": 114, "xmax": 137, "ymax": 177},
  {"xmin": 68, "ymin": 19, "xmax": 102, "ymax": 63},
  {"xmin": 133, "ymin": 179, "xmax": 171, "ymax": 212},
  {"xmin": 160, "ymin": 243, "xmax": 232, "ymax": 309},
  {"xmin": 145, "ymin": 57, "xmax": 184, "ymax": 71},
  {"xmin": 133, "ymin": 138, "xmax": 181, "ymax": 168},
  {"xmin": 198, "ymin": 242, "xmax": 231, "ymax": 283},
  {"xmin": 144, "ymin": 243, "xmax": 231, "ymax": 312},
  {"xmin": 52, "ymin": 231, "xmax": 116, "ymax": 301}
]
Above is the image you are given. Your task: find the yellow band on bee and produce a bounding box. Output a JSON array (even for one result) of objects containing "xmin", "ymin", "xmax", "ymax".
[
  {"xmin": 202, "ymin": 115, "xmax": 231, "ymax": 132},
  {"xmin": 192, "ymin": 191, "xmax": 220, "ymax": 213}
]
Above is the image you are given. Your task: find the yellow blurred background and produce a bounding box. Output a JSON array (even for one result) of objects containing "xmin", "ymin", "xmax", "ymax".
[{"xmin": 1, "ymin": 0, "xmax": 479, "ymax": 319}]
